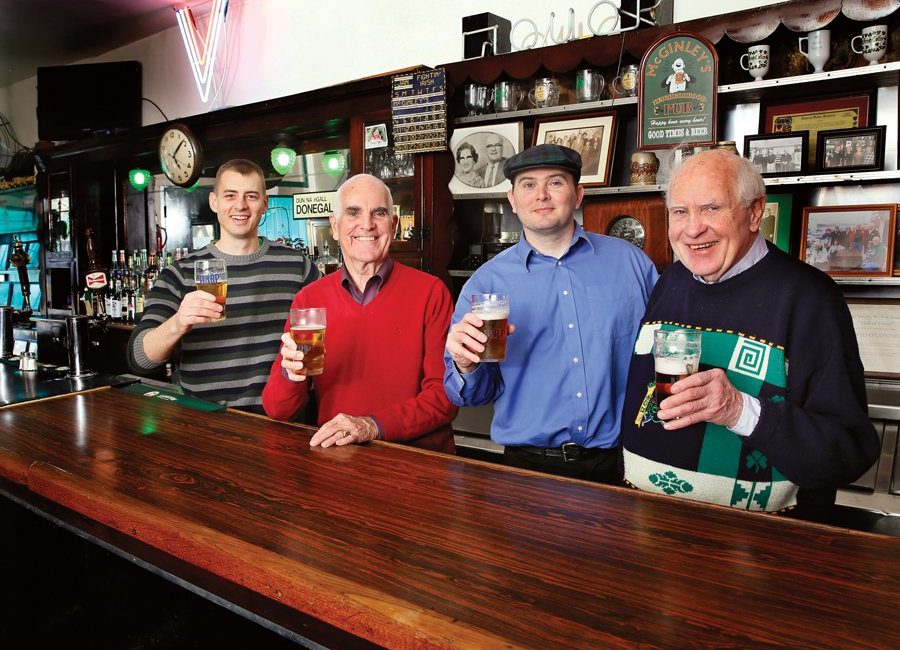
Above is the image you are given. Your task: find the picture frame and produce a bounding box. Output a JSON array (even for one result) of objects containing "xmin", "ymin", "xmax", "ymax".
[
  {"xmin": 846, "ymin": 299, "xmax": 900, "ymax": 380},
  {"xmin": 448, "ymin": 122, "xmax": 523, "ymax": 195},
  {"xmin": 760, "ymin": 93, "xmax": 871, "ymax": 164},
  {"xmin": 815, "ymin": 125, "xmax": 886, "ymax": 174},
  {"xmin": 761, "ymin": 193, "xmax": 793, "ymax": 253},
  {"xmin": 799, "ymin": 203, "xmax": 896, "ymax": 277},
  {"xmin": 364, "ymin": 123, "xmax": 389, "ymax": 150},
  {"xmin": 532, "ymin": 112, "xmax": 618, "ymax": 187},
  {"xmin": 306, "ymin": 217, "xmax": 339, "ymax": 259},
  {"xmin": 743, "ymin": 132, "xmax": 808, "ymax": 177}
]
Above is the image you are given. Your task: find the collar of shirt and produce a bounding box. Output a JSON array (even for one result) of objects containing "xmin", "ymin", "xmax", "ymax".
[
  {"xmin": 340, "ymin": 257, "xmax": 394, "ymax": 305},
  {"xmin": 692, "ymin": 233, "xmax": 768, "ymax": 284},
  {"xmin": 515, "ymin": 222, "xmax": 595, "ymax": 270}
]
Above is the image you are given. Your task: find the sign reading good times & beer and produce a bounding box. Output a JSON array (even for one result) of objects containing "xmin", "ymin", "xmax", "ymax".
[{"xmin": 637, "ymin": 32, "xmax": 718, "ymax": 150}]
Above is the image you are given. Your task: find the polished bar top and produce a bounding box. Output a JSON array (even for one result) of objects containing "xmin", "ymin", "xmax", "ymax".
[
  {"xmin": 0, "ymin": 358, "xmax": 131, "ymax": 407},
  {"xmin": 1, "ymin": 388, "xmax": 899, "ymax": 648}
]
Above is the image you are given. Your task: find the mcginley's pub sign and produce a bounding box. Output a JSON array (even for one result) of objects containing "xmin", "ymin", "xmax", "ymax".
[{"xmin": 638, "ymin": 32, "xmax": 718, "ymax": 150}]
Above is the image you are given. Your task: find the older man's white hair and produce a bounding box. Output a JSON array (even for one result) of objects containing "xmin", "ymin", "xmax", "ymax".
[
  {"xmin": 666, "ymin": 149, "xmax": 766, "ymax": 209},
  {"xmin": 332, "ymin": 173, "xmax": 394, "ymax": 223}
]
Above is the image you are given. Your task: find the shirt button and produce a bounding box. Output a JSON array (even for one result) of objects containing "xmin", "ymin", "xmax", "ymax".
[
  {"xmin": 557, "ymin": 261, "xmax": 562, "ymax": 266},
  {"xmin": 577, "ymin": 426, "xmax": 583, "ymax": 432},
  {"xmin": 576, "ymin": 392, "xmax": 583, "ymax": 398},
  {"xmin": 568, "ymin": 323, "xmax": 574, "ymax": 329},
  {"xmin": 573, "ymin": 357, "xmax": 579, "ymax": 363},
  {"xmin": 563, "ymin": 290, "xmax": 569, "ymax": 296}
]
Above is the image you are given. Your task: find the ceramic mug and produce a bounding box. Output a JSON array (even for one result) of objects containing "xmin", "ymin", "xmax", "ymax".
[
  {"xmin": 851, "ymin": 25, "xmax": 888, "ymax": 65},
  {"xmin": 612, "ymin": 64, "xmax": 639, "ymax": 97},
  {"xmin": 630, "ymin": 151, "xmax": 659, "ymax": 185},
  {"xmin": 798, "ymin": 29, "xmax": 830, "ymax": 73},
  {"xmin": 494, "ymin": 81, "xmax": 525, "ymax": 112},
  {"xmin": 739, "ymin": 44, "xmax": 770, "ymax": 81},
  {"xmin": 528, "ymin": 77, "xmax": 560, "ymax": 108}
]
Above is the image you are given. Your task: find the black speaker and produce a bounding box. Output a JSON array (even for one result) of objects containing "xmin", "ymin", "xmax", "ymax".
[
  {"xmin": 619, "ymin": 0, "xmax": 673, "ymax": 31},
  {"xmin": 462, "ymin": 13, "xmax": 511, "ymax": 59}
]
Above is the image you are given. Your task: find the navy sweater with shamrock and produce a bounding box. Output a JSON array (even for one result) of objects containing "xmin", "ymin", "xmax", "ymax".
[{"xmin": 621, "ymin": 242, "xmax": 879, "ymax": 518}]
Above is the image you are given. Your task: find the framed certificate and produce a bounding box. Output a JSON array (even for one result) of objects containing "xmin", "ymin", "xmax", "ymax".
[{"xmin": 760, "ymin": 94, "xmax": 872, "ymax": 164}]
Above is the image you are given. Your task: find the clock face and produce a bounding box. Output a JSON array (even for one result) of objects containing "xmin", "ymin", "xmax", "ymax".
[
  {"xmin": 159, "ymin": 124, "xmax": 202, "ymax": 187},
  {"xmin": 607, "ymin": 215, "xmax": 646, "ymax": 249}
]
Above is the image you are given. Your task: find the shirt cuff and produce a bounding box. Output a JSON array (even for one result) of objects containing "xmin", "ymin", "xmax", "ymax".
[
  {"xmin": 728, "ymin": 392, "xmax": 761, "ymax": 437},
  {"xmin": 371, "ymin": 416, "xmax": 385, "ymax": 440}
]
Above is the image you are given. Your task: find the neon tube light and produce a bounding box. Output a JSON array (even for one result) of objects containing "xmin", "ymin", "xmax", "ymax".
[{"xmin": 175, "ymin": 0, "xmax": 229, "ymax": 102}]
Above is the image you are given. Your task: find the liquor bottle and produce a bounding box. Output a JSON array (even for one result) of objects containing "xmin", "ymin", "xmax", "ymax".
[
  {"xmin": 313, "ymin": 246, "xmax": 325, "ymax": 276},
  {"xmin": 125, "ymin": 274, "xmax": 136, "ymax": 323},
  {"xmin": 83, "ymin": 228, "xmax": 108, "ymax": 292},
  {"xmin": 319, "ymin": 247, "xmax": 340, "ymax": 274},
  {"xmin": 110, "ymin": 276, "xmax": 123, "ymax": 321}
]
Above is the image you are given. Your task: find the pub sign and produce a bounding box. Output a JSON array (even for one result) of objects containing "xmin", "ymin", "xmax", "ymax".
[{"xmin": 638, "ymin": 32, "xmax": 718, "ymax": 149}]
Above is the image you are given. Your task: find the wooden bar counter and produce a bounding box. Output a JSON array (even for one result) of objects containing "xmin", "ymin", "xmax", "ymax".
[{"xmin": 2, "ymin": 388, "xmax": 899, "ymax": 648}]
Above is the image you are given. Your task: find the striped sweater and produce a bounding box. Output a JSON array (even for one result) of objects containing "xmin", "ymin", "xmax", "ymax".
[{"xmin": 128, "ymin": 239, "xmax": 318, "ymax": 409}]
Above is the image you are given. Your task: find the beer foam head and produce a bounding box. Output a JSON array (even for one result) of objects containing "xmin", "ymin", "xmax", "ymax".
[
  {"xmin": 473, "ymin": 308, "xmax": 509, "ymax": 320},
  {"xmin": 655, "ymin": 356, "xmax": 696, "ymax": 375},
  {"xmin": 290, "ymin": 324, "xmax": 323, "ymax": 330}
]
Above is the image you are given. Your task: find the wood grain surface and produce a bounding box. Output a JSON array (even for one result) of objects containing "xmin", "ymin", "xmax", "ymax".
[{"xmin": 2, "ymin": 388, "xmax": 899, "ymax": 649}]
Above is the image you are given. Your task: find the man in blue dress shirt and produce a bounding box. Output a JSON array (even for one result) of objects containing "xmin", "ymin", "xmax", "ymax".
[{"xmin": 444, "ymin": 144, "xmax": 658, "ymax": 483}]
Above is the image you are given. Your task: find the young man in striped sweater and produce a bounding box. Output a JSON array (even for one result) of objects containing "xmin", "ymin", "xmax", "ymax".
[{"xmin": 128, "ymin": 159, "xmax": 318, "ymax": 412}]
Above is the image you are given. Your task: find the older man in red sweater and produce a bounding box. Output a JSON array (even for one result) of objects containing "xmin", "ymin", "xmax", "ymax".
[{"xmin": 262, "ymin": 174, "xmax": 458, "ymax": 453}]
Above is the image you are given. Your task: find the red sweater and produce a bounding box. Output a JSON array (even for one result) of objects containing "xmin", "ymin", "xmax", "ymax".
[{"xmin": 262, "ymin": 263, "xmax": 458, "ymax": 453}]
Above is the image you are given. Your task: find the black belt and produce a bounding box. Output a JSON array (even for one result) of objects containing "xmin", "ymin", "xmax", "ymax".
[{"xmin": 513, "ymin": 443, "xmax": 612, "ymax": 462}]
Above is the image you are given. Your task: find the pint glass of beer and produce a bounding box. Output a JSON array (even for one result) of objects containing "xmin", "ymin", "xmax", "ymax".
[
  {"xmin": 290, "ymin": 308, "xmax": 326, "ymax": 376},
  {"xmin": 471, "ymin": 293, "xmax": 509, "ymax": 362},
  {"xmin": 194, "ymin": 259, "xmax": 228, "ymax": 322},
  {"xmin": 653, "ymin": 329, "xmax": 702, "ymax": 402}
]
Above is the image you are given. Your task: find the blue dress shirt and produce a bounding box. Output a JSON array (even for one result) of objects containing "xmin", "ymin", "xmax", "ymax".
[{"xmin": 444, "ymin": 223, "xmax": 657, "ymax": 449}]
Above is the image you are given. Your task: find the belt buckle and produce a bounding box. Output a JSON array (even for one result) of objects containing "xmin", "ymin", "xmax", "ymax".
[{"xmin": 561, "ymin": 442, "xmax": 580, "ymax": 462}]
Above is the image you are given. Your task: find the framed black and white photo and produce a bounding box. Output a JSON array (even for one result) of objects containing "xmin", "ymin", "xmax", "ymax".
[
  {"xmin": 800, "ymin": 203, "xmax": 896, "ymax": 277},
  {"xmin": 533, "ymin": 112, "xmax": 618, "ymax": 187},
  {"xmin": 815, "ymin": 125, "xmax": 886, "ymax": 174},
  {"xmin": 743, "ymin": 132, "xmax": 808, "ymax": 177},
  {"xmin": 448, "ymin": 123, "xmax": 523, "ymax": 195}
]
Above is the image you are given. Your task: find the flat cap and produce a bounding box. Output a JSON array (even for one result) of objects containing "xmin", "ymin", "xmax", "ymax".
[{"xmin": 503, "ymin": 144, "xmax": 582, "ymax": 183}]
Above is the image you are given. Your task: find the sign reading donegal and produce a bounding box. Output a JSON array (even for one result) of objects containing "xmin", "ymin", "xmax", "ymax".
[{"xmin": 638, "ymin": 33, "xmax": 718, "ymax": 150}]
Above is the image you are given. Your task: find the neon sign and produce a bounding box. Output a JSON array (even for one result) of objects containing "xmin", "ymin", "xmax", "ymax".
[{"xmin": 175, "ymin": 0, "xmax": 229, "ymax": 103}]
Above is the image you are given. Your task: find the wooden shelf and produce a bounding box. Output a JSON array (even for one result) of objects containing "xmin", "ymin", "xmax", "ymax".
[{"xmin": 453, "ymin": 62, "xmax": 900, "ymax": 126}]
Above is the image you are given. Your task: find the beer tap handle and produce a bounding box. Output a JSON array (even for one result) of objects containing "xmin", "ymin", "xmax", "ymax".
[{"xmin": 9, "ymin": 236, "xmax": 33, "ymax": 317}]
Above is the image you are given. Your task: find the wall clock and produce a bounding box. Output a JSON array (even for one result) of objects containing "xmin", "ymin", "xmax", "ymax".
[
  {"xmin": 159, "ymin": 123, "xmax": 202, "ymax": 187},
  {"xmin": 582, "ymin": 196, "xmax": 671, "ymax": 271}
]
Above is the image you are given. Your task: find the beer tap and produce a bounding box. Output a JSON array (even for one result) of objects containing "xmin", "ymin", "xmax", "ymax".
[{"xmin": 9, "ymin": 236, "xmax": 33, "ymax": 321}]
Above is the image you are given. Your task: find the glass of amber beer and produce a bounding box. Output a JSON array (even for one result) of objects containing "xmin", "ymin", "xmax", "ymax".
[
  {"xmin": 290, "ymin": 308, "xmax": 326, "ymax": 376},
  {"xmin": 471, "ymin": 293, "xmax": 509, "ymax": 362},
  {"xmin": 653, "ymin": 329, "xmax": 702, "ymax": 402},
  {"xmin": 194, "ymin": 259, "xmax": 227, "ymax": 322}
]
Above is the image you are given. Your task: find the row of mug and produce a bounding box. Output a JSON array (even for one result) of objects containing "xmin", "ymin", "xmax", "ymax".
[
  {"xmin": 741, "ymin": 25, "xmax": 889, "ymax": 81},
  {"xmin": 464, "ymin": 66, "xmax": 640, "ymax": 116}
]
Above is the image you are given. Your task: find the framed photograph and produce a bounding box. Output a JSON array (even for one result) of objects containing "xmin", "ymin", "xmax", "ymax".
[
  {"xmin": 761, "ymin": 193, "xmax": 793, "ymax": 253},
  {"xmin": 306, "ymin": 217, "xmax": 339, "ymax": 259},
  {"xmin": 744, "ymin": 132, "xmax": 808, "ymax": 177},
  {"xmin": 448, "ymin": 122, "xmax": 523, "ymax": 195},
  {"xmin": 533, "ymin": 112, "xmax": 618, "ymax": 187},
  {"xmin": 799, "ymin": 204, "xmax": 896, "ymax": 277},
  {"xmin": 364, "ymin": 123, "xmax": 389, "ymax": 149},
  {"xmin": 760, "ymin": 93, "xmax": 871, "ymax": 164},
  {"xmin": 846, "ymin": 299, "xmax": 900, "ymax": 380},
  {"xmin": 815, "ymin": 125, "xmax": 886, "ymax": 174}
]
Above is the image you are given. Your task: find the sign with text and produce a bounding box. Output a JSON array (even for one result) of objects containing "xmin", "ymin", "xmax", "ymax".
[
  {"xmin": 391, "ymin": 68, "xmax": 447, "ymax": 154},
  {"xmin": 293, "ymin": 192, "xmax": 337, "ymax": 219},
  {"xmin": 638, "ymin": 33, "xmax": 718, "ymax": 150}
]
